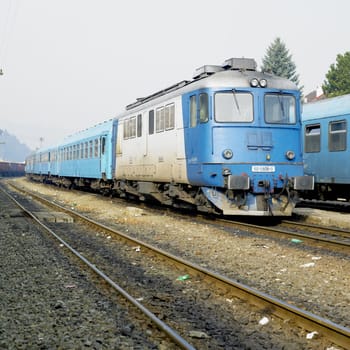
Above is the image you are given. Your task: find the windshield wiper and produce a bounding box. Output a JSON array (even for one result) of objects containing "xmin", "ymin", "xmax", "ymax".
[
  {"xmin": 277, "ymin": 95, "xmax": 286, "ymax": 120},
  {"xmin": 231, "ymin": 89, "xmax": 241, "ymax": 114}
]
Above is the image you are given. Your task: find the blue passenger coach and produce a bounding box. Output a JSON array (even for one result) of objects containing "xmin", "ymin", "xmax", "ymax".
[
  {"xmin": 26, "ymin": 119, "xmax": 118, "ymax": 192},
  {"xmin": 302, "ymin": 94, "xmax": 350, "ymax": 200}
]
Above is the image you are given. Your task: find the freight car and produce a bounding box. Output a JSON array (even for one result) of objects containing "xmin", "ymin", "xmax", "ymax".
[
  {"xmin": 26, "ymin": 57, "xmax": 313, "ymax": 216},
  {"xmin": 0, "ymin": 161, "xmax": 25, "ymax": 177},
  {"xmin": 302, "ymin": 93, "xmax": 350, "ymax": 201}
]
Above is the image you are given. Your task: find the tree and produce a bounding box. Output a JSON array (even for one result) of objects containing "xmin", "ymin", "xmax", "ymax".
[
  {"xmin": 261, "ymin": 37, "xmax": 301, "ymax": 89},
  {"xmin": 322, "ymin": 52, "xmax": 350, "ymax": 97}
]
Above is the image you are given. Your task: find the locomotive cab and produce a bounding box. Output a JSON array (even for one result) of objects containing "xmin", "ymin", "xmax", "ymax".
[{"xmin": 183, "ymin": 59, "xmax": 313, "ymax": 215}]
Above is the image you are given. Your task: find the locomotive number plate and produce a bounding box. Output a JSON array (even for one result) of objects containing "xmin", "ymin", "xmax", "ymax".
[{"xmin": 252, "ymin": 165, "xmax": 275, "ymax": 173}]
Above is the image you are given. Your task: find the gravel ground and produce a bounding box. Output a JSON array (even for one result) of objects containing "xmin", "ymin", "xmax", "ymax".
[
  {"xmin": 3, "ymin": 178, "xmax": 350, "ymax": 349},
  {"xmin": 0, "ymin": 186, "xmax": 169, "ymax": 349}
]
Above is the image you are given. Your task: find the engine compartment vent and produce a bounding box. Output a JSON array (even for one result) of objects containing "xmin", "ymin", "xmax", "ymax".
[
  {"xmin": 193, "ymin": 65, "xmax": 224, "ymax": 80},
  {"xmin": 222, "ymin": 57, "xmax": 257, "ymax": 71}
]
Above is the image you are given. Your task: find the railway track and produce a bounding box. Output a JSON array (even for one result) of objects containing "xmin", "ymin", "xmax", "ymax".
[
  {"xmin": 3, "ymin": 181, "xmax": 350, "ymax": 349},
  {"xmin": 0, "ymin": 184, "xmax": 195, "ymax": 350},
  {"xmin": 209, "ymin": 216, "xmax": 350, "ymax": 252},
  {"xmin": 297, "ymin": 199, "xmax": 350, "ymax": 213}
]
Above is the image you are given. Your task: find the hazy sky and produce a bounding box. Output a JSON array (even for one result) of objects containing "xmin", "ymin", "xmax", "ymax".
[{"xmin": 0, "ymin": 0, "xmax": 349, "ymax": 150}]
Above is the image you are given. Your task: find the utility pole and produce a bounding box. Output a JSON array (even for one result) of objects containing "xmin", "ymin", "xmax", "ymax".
[{"xmin": 0, "ymin": 130, "xmax": 5, "ymax": 161}]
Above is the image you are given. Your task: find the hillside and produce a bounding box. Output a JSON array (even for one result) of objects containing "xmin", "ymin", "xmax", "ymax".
[{"xmin": 0, "ymin": 129, "xmax": 32, "ymax": 163}]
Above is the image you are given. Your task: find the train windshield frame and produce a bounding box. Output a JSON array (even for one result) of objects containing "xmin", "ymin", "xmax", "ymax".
[
  {"xmin": 214, "ymin": 90, "xmax": 253, "ymax": 123},
  {"xmin": 264, "ymin": 93, "xmax": 296, "ymax": 124}
]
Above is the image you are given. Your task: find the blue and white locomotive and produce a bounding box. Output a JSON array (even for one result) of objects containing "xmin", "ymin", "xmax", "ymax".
[
  {"xmin": 26, "ymin": 57, "xmax": 313, "ymax": 216},
  {"xmin": 302, "ymin": 93, "xmax": 350, "ymax": 201}
]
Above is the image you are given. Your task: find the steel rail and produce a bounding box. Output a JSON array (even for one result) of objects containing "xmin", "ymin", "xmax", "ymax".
[
  {"xmin": 0, "ymin": 185, "xmax": 196, "ymax": 350},
  {"xmin": 216, "ymin": 218, "xmax": 350, "ymax": 250},
  {"xmin": 282, "ymin": 219, "xmax": 350, "ymax": 239},
  {"xmin": 6, "ymin": 182, "xmax": 350, "ymax": 348}
]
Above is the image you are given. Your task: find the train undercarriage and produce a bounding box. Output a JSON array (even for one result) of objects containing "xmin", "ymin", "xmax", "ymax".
[{"xmin": 26, "ymin": 173, "xmax": 299, "ymax": 216}]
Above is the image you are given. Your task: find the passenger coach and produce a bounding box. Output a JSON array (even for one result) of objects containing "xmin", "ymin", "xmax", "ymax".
[{"xmin": 302, "ymin": 93, "xmax": 350, "ymax": 201}]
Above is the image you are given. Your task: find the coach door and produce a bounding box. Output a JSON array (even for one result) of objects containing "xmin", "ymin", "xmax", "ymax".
[{"xmin": 100, "ymin": 135, "xmax": 108, "ymax": 179}]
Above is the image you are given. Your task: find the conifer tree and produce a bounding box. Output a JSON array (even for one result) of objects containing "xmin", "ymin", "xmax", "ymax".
[
  {"xmin": 322, "ymin": 52, "xmax": 350, "ymax": 97},
  {"xmin": 261, "ymin": 37, "xmax": 301, "ymax": 89}
]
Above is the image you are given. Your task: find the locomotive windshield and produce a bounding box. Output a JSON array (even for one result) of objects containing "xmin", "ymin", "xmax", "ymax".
[
  {"xmin": 264, "ymin": 93, "xmax": 296, "ymax": 124},
  {"xmin": 214, "ymin": 91, "xmax": 253, "ymax": 122}
]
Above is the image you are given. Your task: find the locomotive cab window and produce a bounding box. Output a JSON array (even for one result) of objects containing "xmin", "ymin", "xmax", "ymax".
[
  {"xmin": 329, "ymin": 120, "xmax": 347, "ymax": 152},
  {"xmin": 215, "ymin": 91, "xmax": 253, "ymax": 122},
  {"xmin": 190, "ymin": 95, "xmax": 197, "ymax": 127},
  {"xmin": 265, "ymin": 94, "xmax": 296, "ymax": 124},
  {"xmin": 199, "ymin": 93, "xmax": 209, "ymax": 123},
  {"xmin": 304, "ymin": 124, "xmax": 321, "ymax": 153}
]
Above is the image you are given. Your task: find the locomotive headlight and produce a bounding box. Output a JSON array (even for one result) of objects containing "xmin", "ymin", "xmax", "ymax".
[
  {"xmin": 259, "ymin": 79, "xmax": 267, "ymax": 88},
  {"xmin": 286, "ymin": 150, "xmax": 295, "ymax": 160},
  {"xmin": 222, "ymin": 149, "xmax": 233, "ymax": 159},
  {"xmin": 250, "ymin": 78, "xmax": 259, "ymax": 87}
]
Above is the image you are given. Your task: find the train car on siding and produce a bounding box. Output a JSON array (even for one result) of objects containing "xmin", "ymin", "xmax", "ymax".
[{"xmin": 302, "ymin": 93, "xmax": 350, "ymax": 201}]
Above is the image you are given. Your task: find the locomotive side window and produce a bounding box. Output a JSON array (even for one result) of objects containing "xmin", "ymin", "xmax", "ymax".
[
  {"xmin": 199, "ymin": 93, "xmax": 209, "ymax": 123},
  {"xmin": 149, "ymin": 110, "xmax": 154, "ymax": 135},
  {"xmin": 123, "ymin": 119, "xmax": 128, "ymax": 139},
  {"xmin": 329, "ymin": 120, "xmax": 347, "ymax": 152},
  {"xmin": 156, "ymin": 107, "xmax": 165, "ymax": 132},
  {"xmin": 137, "ymin": 114, "xmax": 142, "ymax": 137},
  {"xmin": 265, "ymin": 94, "xmax": 296, "ymax": 124},
  {"xmin": 215, "ymin": 91, "xmax": 253, "ymax": 122},
  {"xmin": 130, "ymin": 117, "xmax": 136, "ymax": 138},
  {"xmin": 190, "ymin": 95, "xmax": 197, "ymax": 127},
  {"xmin": 165, "ymin": 103, "xmax": 175, "ymax": 130},
  {"xmin": 304, "ymin": 124, "xmax": 320, "ymax": 153}
]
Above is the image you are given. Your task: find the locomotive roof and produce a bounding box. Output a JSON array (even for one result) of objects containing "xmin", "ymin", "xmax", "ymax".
[
  {"xmin": 122, "ymin": 58, "xmax": 298, "ymax": 116},
  {"xmin": 302, "ymin": 93, "xmax": 350, "ymax": 121}
]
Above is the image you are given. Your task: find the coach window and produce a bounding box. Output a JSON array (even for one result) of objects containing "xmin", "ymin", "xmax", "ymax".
[
  {"xmin": 137, "ymin": 114, "xmax": 142, "ymax": 137},
  {"xmin": 80, "ymin": 143, "xmax": 84, "ymax": 158},
  {"xmin": 94, "ymin": 139, "xmax": 99, "ymax": 157},
  {"xmin": 156, "ymin": 107, "xmax": 165, "ymax": 132},
  {"xmin": 190, "ymin": 95, "xmax": 197, "ymax": 127},
  {"xmin": 149, "ymin": 110, "xmax": 154, "ymax": 135},
  {"xmin": 84, "ymin": 142, "xmax": 88, "ymax": 158},
  {"xmin": 329, "ymin": 120, "xmax": 347, "ymax": 152},
  {"xmin": 199, "ymin": 93, "xmax": 209, "ymax": 123},
  {"xmin": 101, "ymin": 137, "xmax": 106, "ymax": 155},
  {"xmin": 215, "ymin": 91, "xmax": 253, "ymax": 122},
  {"xmin": 89, "ymin": 140, "xmax": 93, "ymax": 158},
  {"xmin": 305, "ymin": 124, "xmax": 321, "ymax": 153}
]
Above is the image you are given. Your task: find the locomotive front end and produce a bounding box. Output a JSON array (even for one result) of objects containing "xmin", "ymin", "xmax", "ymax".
[{"xmin": 185, "ymin": 58, "xmax": 314, "ymax": 216}]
